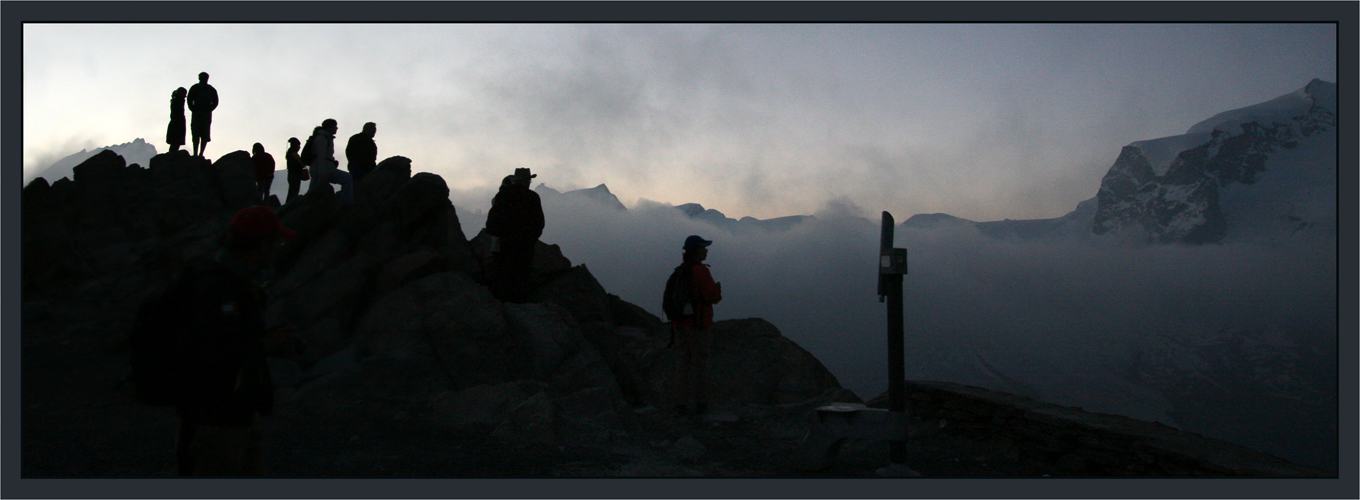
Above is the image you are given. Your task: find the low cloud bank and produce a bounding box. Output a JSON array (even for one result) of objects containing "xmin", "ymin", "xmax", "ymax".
[{"xmin": 450, "ymin": 191, "xmax": 1336, "ymax": 416}]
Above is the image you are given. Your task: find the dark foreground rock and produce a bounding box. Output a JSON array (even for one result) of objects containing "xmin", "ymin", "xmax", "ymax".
[{"xmin": 20, "ymin": 149, "xmax": 1329, "ymax": 478}]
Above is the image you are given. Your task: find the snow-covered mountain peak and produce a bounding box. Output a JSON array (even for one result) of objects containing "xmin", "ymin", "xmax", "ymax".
[{"xmin": 1185, "ymin": 80, "xmax": 1330, "ymax": 136}]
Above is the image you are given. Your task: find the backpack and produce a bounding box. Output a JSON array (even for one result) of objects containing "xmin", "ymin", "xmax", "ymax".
[
  {"xmin": 661, "ymin": 263, "xmax": 695, "ymax": 322},
  {"xmin": 299, "ymin": 136, "xmax": 317, "ymax": 165},
  {"xmin": 127, "ymin": 262, "xmax": 217, "ymax": 406}
]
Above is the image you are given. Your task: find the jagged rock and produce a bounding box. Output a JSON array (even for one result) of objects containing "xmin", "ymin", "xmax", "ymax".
[
  {"xmin": 374, "ymin": 249, "xmax": 442, "ymax": 297},
  {"xmin": 468, "ymin": 230, "xmax": 574, "ymax": 285},
  {"xmin": 211, "ymin": 150, "xmax": 258, "ymax": 210},
  {"xmin": 605, "ymin": 293, "xmax": 666, "ymax": 334},
  {"xmin": 633, "ymin": 318, "xmax": 844, "ymax": 406},
  {"xmin": 267, "ymin": 251, "xmax": 377, "ymax": 357},
  {"xmin": 71, "ymin": 148, "xmax": 127, "ymax": 184},
  {"xmin": 290, "ymin": 354, "xmax": 449, "ymax": 404},
  {"xmin": 349, "ymin": 271, "xmax": 516, "ymax": 392},
  {"xmin": 356, "ymin": 156, "xmax": 412, "ymax": 208},
  {"xmin": 671, "ymin": 436, "xmax": 708, "ymax": 459},
  {"xmin": 530, "ymin": 265, "xmax": 613, "ymax": 324},
  {"xmin": 392, "ymin": 172, "xmax": 450, "ymax": 227},
  {"xmin": 491, "ymin": 392, "xmax": 556, "ymax": 444},
  {"xmin": 616, "ymin": 458, "xmax": 703, "ymax": 477},
  {"xmin": 431, "ymin": 380, "xmax": 550, "ymax": 431}
]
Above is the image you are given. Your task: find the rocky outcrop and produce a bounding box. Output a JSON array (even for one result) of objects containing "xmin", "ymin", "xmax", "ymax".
[
  {"xmin": 22, "ymin": 147, "xmax": 850, "ymax": 450},
  {"xmin": 869, "ymin": 381, "xmax": 1329, "ymax": 477},
  {"xmin": 626, "ymin": 318, "xmax": 847, "ymax": 406}
]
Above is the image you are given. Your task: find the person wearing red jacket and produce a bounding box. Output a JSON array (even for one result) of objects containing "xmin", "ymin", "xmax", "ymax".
[{"xmin": 673, "ymin": 235, "xmax": 722, "ymax": 415}]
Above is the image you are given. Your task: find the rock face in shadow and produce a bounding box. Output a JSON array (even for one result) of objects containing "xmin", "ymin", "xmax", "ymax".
[{"xmin": 21, "ymin": 147, "xmax": 848, "ymax": 450}]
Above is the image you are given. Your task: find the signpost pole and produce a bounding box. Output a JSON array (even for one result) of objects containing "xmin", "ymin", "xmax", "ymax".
[{"xmin": 878, "ymin": 211, "xmax": 908, "ymax": 466}]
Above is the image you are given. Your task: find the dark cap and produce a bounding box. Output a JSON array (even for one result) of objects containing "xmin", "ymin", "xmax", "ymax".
[
  {"xmin": 683, "ymin": 235, "xmax": 712, "ymax": 250},
  {"xmin": 230, "ymin": 206, "xmax": 296, "ymax": 240}
]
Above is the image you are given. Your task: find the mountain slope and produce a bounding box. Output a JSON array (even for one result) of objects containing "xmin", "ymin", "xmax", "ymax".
[{"xmin": 1091, "ymin": 79, "xmax": 1336, "ymax": 244}]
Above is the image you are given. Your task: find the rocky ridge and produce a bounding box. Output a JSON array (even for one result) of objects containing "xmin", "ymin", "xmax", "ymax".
[{"xmin": 20, "ymin": 148, "xmax": 1329, "ymax": 477}]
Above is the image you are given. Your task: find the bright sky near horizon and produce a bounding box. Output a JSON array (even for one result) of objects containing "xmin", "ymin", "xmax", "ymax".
[{"xmin": 23, "ymin": 23, "xmax": 1336, "ymax": 222}]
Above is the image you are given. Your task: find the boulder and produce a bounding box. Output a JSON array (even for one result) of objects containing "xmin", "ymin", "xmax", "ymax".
[
  {"xmin": 530, "ymin": 265, "xmax": 613, "ymax": 324},
  {"xmin": 431, "ymin": 380, "xmax": 550, "ymax": 431},
  {"xmin": 392, "ymin": 172, "xmax": 450, "ymax": 228},
  {"xmin": 469, "ymin": 230, "xmax": 574, "ymax": 285},
  {"xmin": 633, "ymin": 318, "xmax": 844, "ymax": 406},
  {"xmin": 356, "ymin": 156, "xmax": 412, "ymax": 209},
  {"xmin": 491, "ymin": 391, "xmax": 556, "ymax": 444},
  {"xmin": 211, "ymin": 150, "xmax": 258, "ymax": 210},
  {"xmin": 353, "ymin": 271, "xmax": 511, "ymax": 390}
]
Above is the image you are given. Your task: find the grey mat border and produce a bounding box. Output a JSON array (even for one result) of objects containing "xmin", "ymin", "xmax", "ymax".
[{"xmin": 3, "ymin": 1, "xmax": 1355, "ymax": 498}]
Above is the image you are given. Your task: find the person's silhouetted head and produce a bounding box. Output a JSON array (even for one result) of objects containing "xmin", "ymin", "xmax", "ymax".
[
  {"xmin": 198, "ymin": 72, "xmax": 209, "ymax": 83},
  {"xmin": 252, "ymin": 143, "xmax": 265, "ymax": 155},
  {"xmin": 363, "ymin": 122, "xmax": 376, "ymax": 137},
  {"xmin": 683, "ymin": 235, "xmax": 712, "ymax": 263},
  {"xmin": 322, "ymin": 119, "xmax": 338, "ymax": 134},
  {"xmin": 288, "ymin": 137, "xmax": 300, "ymax": 151},
  {"xmin": 173, "ymin": 87, "xmax": 187, "ymax": 99}
]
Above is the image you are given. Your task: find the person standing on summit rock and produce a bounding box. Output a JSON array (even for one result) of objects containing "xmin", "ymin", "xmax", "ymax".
[
  {"xmin": 251, "ymin": 143, "xmax": 275, "ymax": 204},
  {"xmin": 166, "ymin": 87, "xmax": 187, "ymax": 153},
  {"xmin": 484, "ymin": 168, "xmax": 544, "ymax": 303},
  {"xmin": 187, "ymin": 72, "xmax": 218, "ymax": 158},
  {"xmin": 671, "ymin": 235, "xmax": 722, "ymax": 416},
  {"xmin": 305, "ymin": 119, "xmax": 354, "ymax": 206},
  {"xmin": 345, "ymin": 122, "xmax": 378, "ymax": 184}
]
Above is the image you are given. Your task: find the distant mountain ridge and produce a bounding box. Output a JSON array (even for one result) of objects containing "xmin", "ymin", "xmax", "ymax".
[
  {"xmin": 898, "ymin": 79, "xmax": 1337, "ymax": 245},
  {"xmin": 29, "ymin": 138, "xmax": 157, "ymax": 184}
]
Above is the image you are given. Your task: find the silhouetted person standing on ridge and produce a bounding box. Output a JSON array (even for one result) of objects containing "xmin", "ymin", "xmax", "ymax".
[
  {"xmin": 251, "ymin": 143, "xmax": 275, "ymax": 204},
  {"xmin": 345, "ymin": 122, "xmax": 377, "ymax": 184},
  {"xmin": 173, "ymin": 206, "xmax": 301, "ymax": 476},
  {"xmin": 187, "ymin": 72, "xmax": 219, "ymax": 158},
  {"xmin": 166, "ymin": 87, "xmax": 187, "ymax": 153},
  {"xmin": 484, "ymin": 168, "xmax": 544, "ymax": 303},
  {"xmin": 284, "ymin": 137, "xmax": 305, "ymax": 205},
  {"xmin": 671, "ymin": 235, "xmax": 722, "ymax": 416},
  {"xmin": 305, "ymin": 119, "xmax": 354, "ymax": 206}
]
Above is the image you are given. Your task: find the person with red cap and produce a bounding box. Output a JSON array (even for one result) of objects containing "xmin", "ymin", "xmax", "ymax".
[
  {"xmin": 671, "ymin": 234, "xmax": 722, "ymax": 415},
  {"xmin": 170, "ymin": 206, "xmax": 301, "ymax": 475}
]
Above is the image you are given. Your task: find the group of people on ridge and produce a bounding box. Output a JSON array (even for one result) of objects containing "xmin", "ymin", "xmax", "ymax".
[
  {"xmin": 145, "ymin": 72, "xmax": 726, "ymax": 476},
  {"xmin": 165, "ymin": 72, "xmax": 380, "ymax": 206}
]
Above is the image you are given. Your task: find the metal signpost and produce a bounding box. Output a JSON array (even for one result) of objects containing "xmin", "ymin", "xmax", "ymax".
[
  {"xmin": 877, "ymin": 211, "xmax": 910, "ymax": 474},
  {"xmin": 794, "ymin": 211, "xmax": 916, "ymax": 476}
]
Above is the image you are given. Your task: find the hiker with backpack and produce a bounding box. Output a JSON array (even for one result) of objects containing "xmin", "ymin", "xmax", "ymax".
[
  {"xmin": 662, "ymin": 235, "xmax": 723, "ymax": 415},
  {"xmin": 303, "ymin": 118, "xmax": 354, "ymax": 206},
  {"xmin": 128, "ymin": 206, "xmax": 303, "ymax": 476},
  {"xmin": 484, "ymin": 168, "xmax": 545, "ymax": 303}
]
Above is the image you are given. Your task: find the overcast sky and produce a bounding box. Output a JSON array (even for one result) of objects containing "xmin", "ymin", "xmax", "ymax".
[{"xmin": 23, "ymin": 23, "xmax": 1335, "ymax": 221}]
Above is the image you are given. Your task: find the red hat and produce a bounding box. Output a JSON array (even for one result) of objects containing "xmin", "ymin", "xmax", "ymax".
[{"xmin": 230, "ymin": 206, "xmax": 296, "ymax": 240}]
